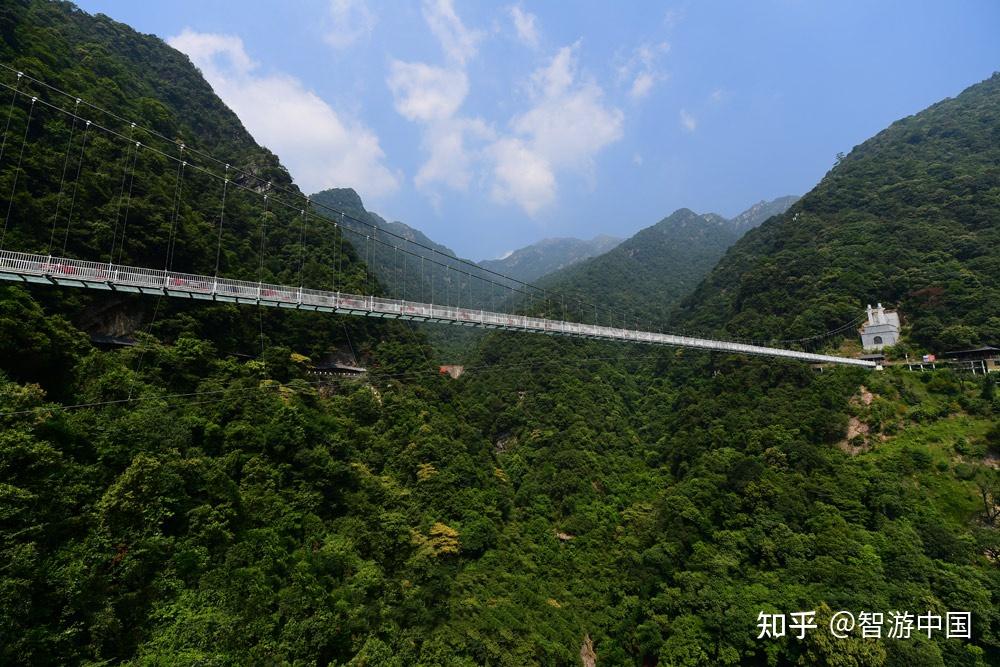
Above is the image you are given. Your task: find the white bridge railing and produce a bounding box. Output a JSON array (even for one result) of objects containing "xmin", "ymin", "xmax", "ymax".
[{"xmin": 0, "ymin": 249, "xmax": 876, "ymax": 368}]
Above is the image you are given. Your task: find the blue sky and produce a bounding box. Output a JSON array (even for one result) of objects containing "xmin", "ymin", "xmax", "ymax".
[{"xmin": 76, "ymin": 0, "xmax": 1000, "ymax": 261}]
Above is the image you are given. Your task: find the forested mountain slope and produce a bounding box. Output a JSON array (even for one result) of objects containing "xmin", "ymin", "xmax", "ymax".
[
  {"xmin": 539, "ymin": 196, "xmax": 797, "ymax": 326},
  {"xmin": 539, "ymin": 209, "xmax": 739, "ymax": 325},
  {"xmin": 0, "ymin": 0, "xmax": 400, "ymax": 365},
  {"xmin": 478, "ymin": 234, "xmax": 622, "ymax": 283},
  {"xmin": 674, "ymin": 74, "xmax": 1000, "ymax": 352},
  {"xmin": 310, "ymin": 187, "xmax": 459, "ymax": 259},
  {"xmin": 310, "ymin": 187, "xmax": 510, "ymax": 318},
  {"xmin": 1, "ymin": 4, "xmax": 998, "ymax": 667}
]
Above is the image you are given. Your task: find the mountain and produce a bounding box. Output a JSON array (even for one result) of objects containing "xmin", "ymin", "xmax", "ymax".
[
  {"xmin": 309, "ymin": 186, "xmax": 501, "ymax": 315},
  {"xmin": 309, "ymin": 187, "xmax": 500, "ymax": 361},
  {"xmin": 0, "ymin": 0, "xmax": 397, "ymax": 360},
  {"xmin": 4, "ymin": 4, "xmax": 1000, "ymax": 667},
  {"xmin": 729, "ymin": 194, "xmax": 800, "ymax": 234},
  {"xmin": 310, "ymin": 187, "xmax": 458, "ymax": 259},
  {"xmin": 478, "ymin": 234, "xmax": 622, "ymax": 283},
  {"xmin": 539, "ymin": 196, "xmax": 797, "ymax": 325},
  {"xmin": 674, "ymin": 73, "xmax": 1000, "ymax": 352},
  {"xmin": 540, "ymin": 209, "xmax": 738, "ymax": 325}
]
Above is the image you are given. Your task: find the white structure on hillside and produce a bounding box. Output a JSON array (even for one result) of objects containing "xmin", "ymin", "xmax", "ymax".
[{"xmin": 860, "ymin": 303, "xmax": 900, "ymax": 351}]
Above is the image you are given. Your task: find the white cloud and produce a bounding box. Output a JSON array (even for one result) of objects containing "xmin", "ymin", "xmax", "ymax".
[
  {"xmin": 415, "ymin": 118, "xmax": 493, "ymax": 191},
  {"xmin": 324, "ymin": 0, "xmax": 377, "ymax": 49},
  {"xmin": 512, "ymin": 76, "xmax": 622, "ymax": 168},
  {"xmin": 632, "ymin": 152, "xmax": 643, "ymax": 166},
  {"xmin": 498, "ymin": 249, "xmax": 514, "ymax": 260},
  {"xmin": 532, "ymin": 45, "xmax": 575, "ymax": 97},
  {"xmin": 488, "ymin": 137, "xmax": 556, "ymax": 214},
  {"xmin": 386, "ymin": 60, "xmax": 491, "ymax": 192},
  {"xmin": 169, "ymin": 29, "xmax": 398, "ymax": 197},
  {"xmin": 423, "ymin": 0, "xmax": 483, "ymax": 65},
  {"xmin": 709, "ymin": 88, "xmax": 729, "ymax": 104},
  {"xmin": 172, "ymin": 31, "xmax": 253, "ymax": 72},
  {"xmin": 679, "ymin": 108, "xmax": 697, "ymax": 132},
  {"xmin": 387, "ymin": 61, "xmax": 469, "ymax": 122},
  {"xmin": 618, "ymin": 42, "xmax": 669, "ymax": 101},
  {"xmin": 630, "ymin": 72, "xmax": 656, "ymax": 100},
  {"xmin": 509, "ymin": 5, "xmax": 539, "ymax": 48},
  {"xmin": 490, "ymin": 44, "xmax": 623, "ymax": 215},
  {"xmin": 384, "ymin": 2, "xmax": 493, "ymax": 196},
  {"xmin": 386, "ymin": 13, "xmax": 622, "ymax": 216}
]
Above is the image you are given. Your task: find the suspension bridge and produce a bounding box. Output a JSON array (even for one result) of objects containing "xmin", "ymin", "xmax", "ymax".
[{"xmin": 0, "ymin": 66, "xmax": 876, "ymax": 369}]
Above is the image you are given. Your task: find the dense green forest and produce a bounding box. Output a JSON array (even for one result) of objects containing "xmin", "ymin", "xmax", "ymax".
[
  {"xmin": 673, "ymin": 74, "xmax": 1000, "ymax": 353},
  {"xmin": 540, "ymin": 199, "xmax": 796, "ymax": 329},
  {"xmin": 540, "ymin": 209, "xmax": 740, "ymax": 326},
  {"xmin": 310, "ymin": 187, "xmax": 460, "ymax": 261},
  {"xmin": 0, "ymin": 0, "xmax": 409, "ymax": 362},
  {"xmin": 308, "ymin": 188, "xmax": 498, "ymax": 364},
  {"xmin": 0, "ymin": 2, "xmax": 998, "ymax": 666},
  {"xmin": 4, "ymin": 285, "xmax": 999, "ymax": 665}
]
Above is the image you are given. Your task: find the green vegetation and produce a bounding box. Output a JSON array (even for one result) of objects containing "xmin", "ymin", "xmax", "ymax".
[
  {"xmin": 674, "ymin": 74, "xmax": 1000, "ymax": 352},
  {"xmin": 309, "ymin": 188, "xmax": 493, "ymax": 364},
  {"xmin": 0, "ymin": 0, "xmax": 395, "ymax": 360},
  {"xmin": 310, "ymin": 187, "xmax": 497, "ymax": 316},
  {"xmin": 541, "ymin": 209, "xmax": 742, "ymax": 326},
  {"xmin": 542, "ymin": 198, "xmax": 797, "ymax": 327},
  {"xmin": 0, "ymin": 2, "xmax": 997, "ymax": 666},
  {"xmin": 310, "ymin": 187, "xmax": 460, "ymax": 261},
  {"xmin": 2, "ymin": 294, "xmax": 998, "ymax": 665}
]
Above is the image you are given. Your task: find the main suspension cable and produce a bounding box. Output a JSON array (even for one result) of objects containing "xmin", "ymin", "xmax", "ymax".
[{"xmin": 0, "ymin": 66, "xmax": 870, "ymax": 350}]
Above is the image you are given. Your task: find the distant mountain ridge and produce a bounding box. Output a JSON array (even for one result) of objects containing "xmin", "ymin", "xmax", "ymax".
[
  {"xmin": 309, "ymin": 187, "xmax": 799, "ymax": 329},
  {"xmin": 311, "ymin": 188, "xmax": 622, "ymax": 285},
  {"xmin": 539, "ymin": 196, "xmax": 798, "ymax": 323},
  {"xmin": 478, "ymin": 235, "xmax": 623, "ymax": 283}
]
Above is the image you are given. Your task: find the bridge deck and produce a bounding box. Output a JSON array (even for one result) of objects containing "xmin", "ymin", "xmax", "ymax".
[{"xmin": 0, "ymin": 250, "xmax": 875, "ymax": 368}]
